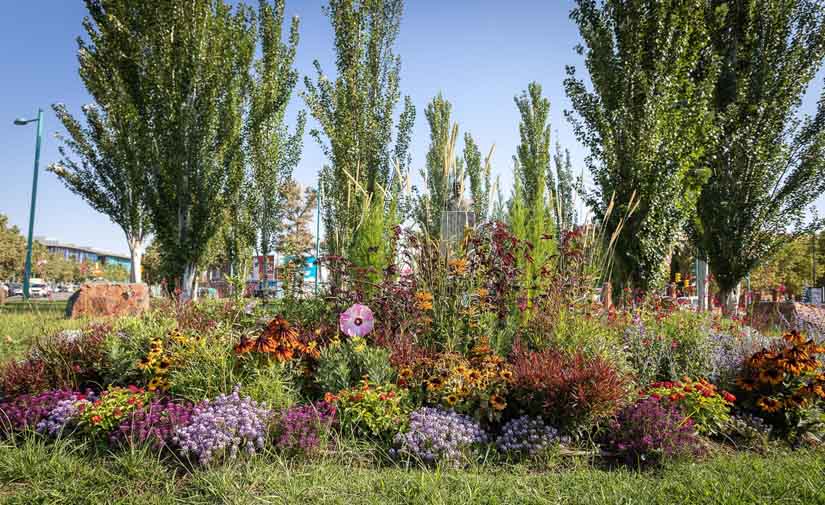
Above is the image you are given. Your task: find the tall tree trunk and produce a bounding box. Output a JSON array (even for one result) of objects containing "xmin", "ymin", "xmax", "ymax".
[
  {"xmin": 181, "ymin": 263, "xmax": 198, "ymax": 300},
  {"xmin": 721, "ymin": 281, "xmax": 741, "ymax": 317},
  {"xmin": 127, "ymin": 237, "xmax": 143, "ymax": 284}
]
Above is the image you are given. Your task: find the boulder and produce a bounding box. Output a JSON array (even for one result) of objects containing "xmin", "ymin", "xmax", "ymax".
[
  {"xmin": 0, "ymin": 286, "xmax": 6, "ymax": 305},
  {"xmin": 66, "ymin": 282, "xmax": 150, "ymax": 319}
]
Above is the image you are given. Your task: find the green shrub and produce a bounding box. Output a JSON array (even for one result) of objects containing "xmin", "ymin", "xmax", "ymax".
[
  {"xmin": 239, "ymin": 362, "xmax": 298, "ymax": 411},
  {"xmin": 333, "ymin": 380, "xmax": 410, "ymax": 440},
  {"xmin": 624, "ymin": 309, "xmax": 715, "ymax": 384},
  {"xmin": 166, "ymin": 334, "xmax": 241, "ymax": 402},
  {"xmin": 316, "ymin": 337, "xmax": 395, "ymax": 393}
]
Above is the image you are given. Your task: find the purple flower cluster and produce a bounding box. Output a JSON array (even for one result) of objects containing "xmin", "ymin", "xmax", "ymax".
[
  {"xmin": 606, "ymin": 397, "xmax": 702, "ymax": 466},
  {"xmin": 174, "ymin": 386, "xmax": 271, "ymax": 465},
  {"xmin": 276, "ymin": 401, "xmax": 336, "ymax": 455},
  {"xmin": 709, "ymin": 330, "xmax": 773, "ymax": 386},
  {"xmin": 36, "ymin": 393, "xmax": 96, "ymax": 437},
  {"xmin": 496, "ymin": 415, "xmax": 560, "ymax": 458},
  {"xmin": 391, "ymin": 407, "xmax": 487, "ymax": 467},
  {"xmin": 111, "ymin": 399, "xmax": 194, "ymax": 450},
  {"xmin": 0, "ymin": 389, "xmax": 87, "ymax": 434}
]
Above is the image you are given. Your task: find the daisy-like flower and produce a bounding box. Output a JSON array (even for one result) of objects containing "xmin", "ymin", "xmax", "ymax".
[
  {"xmin": 155, "ymin": 358, "xmax": 172, "ymax": 375},
  {"xmin": 782, "ymin": 331, "xmax": 805, "ymax": 346},
  {"xmin": 498, "ymin": 369, "xmax": 514, "ymax": 382},
  {"xmin": 234, "ymin": 335, "xmax": 255, "ymax": 355},
  {"xmin": 137, "ymin": 357, "xmax": 153, "ymax": 370},
  {"xmin": 757, "ymin": 397, "xmax": 783, "ymax": 413},
  {"xmin": 445, "ymin": 394, "xmax": 459, "ymax": 406},
  {"xmin": 448, "ymin": 258, "xmax": 469, "ymax": 275},
  {"xmin": 339, "ymin": 304, "xmax": 375, "ymax": 337},
  {"xmin": 735, "ymin": 376, "xmax": 758, "ymax": 391},
  {"xmin": 489, "ymin": 394, "xmax": 506, "ymax": 411},
  {"xmin": 399, "ymin": 368, "xmax": 413, "ymax": 380},
  {"xmin": 758, "ymin": 367, "xmax": 784, "ymax": 385}
]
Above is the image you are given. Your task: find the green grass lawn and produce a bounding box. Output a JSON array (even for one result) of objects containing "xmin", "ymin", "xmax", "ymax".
[
  {"xmin": 0, "ymin": 437, "xmax": 822, "ymax": 505},
  {"xmin": 0, "ymin": 311, "xmax": 85, "ymax": 362}
]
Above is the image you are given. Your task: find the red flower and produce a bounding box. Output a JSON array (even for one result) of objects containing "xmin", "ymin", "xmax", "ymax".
[
  {"xmin": 93, "ymin": 400, "xmax": 102, "ymax": 406},
  {"xmin": 91, "ymin": 415, "xmax": 102, "ymax": 424},
  {"xmin": 113, "ymin": 408, "xmax": 122, "ymax": 417},
  {"xmin": 683, "ymin": 385, "xmax": 694, "ymax": 393},
  {"xmin": 127, "ymin": 385, "xmax": 140, "ymax": 393},
  {"xmin": 701, "ymin": 389, "xmax": 713, "ymax": 398},
  {"xmin": 723, "ymin": 391, "xmax": 736, "ymax": 403},
  {"xmin": 651, "ymin": 394, "xmax": 661, "ymax": 400}
]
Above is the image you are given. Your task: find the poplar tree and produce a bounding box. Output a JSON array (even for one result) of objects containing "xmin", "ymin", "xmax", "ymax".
[
  {"xmin": 565, "ymin": 0, "xmax": 717, "ymax": 290},
  {"xmin": 417, "ymin": 93, "xmax": 453, "ymax": 237},
  {"xmin": 695, "ymin": 0, "xmax": 825, "ymax": 311},
  {"xmin": 303, "ymin": 0, "xmax": 415, "ymax": 262},
  {"xmin": 464, "ymin": 133, "xmax": 493, "ymax": 223}
]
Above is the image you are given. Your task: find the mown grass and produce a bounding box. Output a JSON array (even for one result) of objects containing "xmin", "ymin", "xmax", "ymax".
[
  {"xmin": 0, "ymin": 435, "xmax": 822, "ymax": 505},
  {"xmin": 0, "ymin": 312, "xmax": 86, "ymax": 363}
]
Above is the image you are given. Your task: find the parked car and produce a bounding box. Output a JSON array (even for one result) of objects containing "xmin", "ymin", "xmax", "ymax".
[
  {"xmin": 28, "ymin": 278, "xmax": 50, "ymax": 297},
  {"xmin": 9, "ymin": 283, "xmax": 22, "ymax": 296}
]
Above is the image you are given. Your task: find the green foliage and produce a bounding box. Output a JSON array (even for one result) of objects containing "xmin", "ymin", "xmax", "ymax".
[
  {"xmin": 551, "ymin": 142, "xmax": 576, "ymax": 233},
  {"xmin": 76, "ymin": 386, "xmax": 153, "ymax": 438},
  {"xmin": 334, "ymin": 380, "xmax": 411, "ymax": 440},
  {"xmin": 247, "ymin": 1, "xmax": 306, "ymax": 262},
  {"xmin": 417, "ymin": 93, "xmax": 453, "ymax": 237},
  {"xmin": 0, "ymin": 214, "xmax": 26, "ymax": 281},
  {"xmin": 303, "ymin": 0, "xmax": 415, "ymax": 261},
  {"xmin": 695, "ymin": 0, "xmax": 825, "ymax": 301},
  {"xmin": 238, "ymin": 362, "xmax": 298, "ymax": 411},
  {"xmin": 565, "ymin": 0, "xmax": 717, "ymax": 290},
  {"xmin": 166, "ymin": 336, "xmax": 241, "ymax": 402},
  {"xmin": 348, "ymin": 194, "xmax": 393, "ymax": 289},
  {"xmin": 464, "ymin": 133, "xmax": 493, "ymax": 223},
  {"xmin": 624, "ymin": 309, "xmax": 716, "ymax": 384},
  {"xmin": 315, "ymin": 337, "xmax": 395, "ymax": 393},
  {"xmin": 646, "ymin": 378, "xmax": 734, "ymax": 436}
]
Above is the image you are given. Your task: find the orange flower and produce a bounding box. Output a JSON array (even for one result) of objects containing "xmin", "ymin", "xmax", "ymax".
[
  {"xmin": 758, "ymin": 367, "xmax": 784, "ymax": 385},
  {"xmin": 783, "ymin": 331, "xmax": 805, "ymax": 346},
  {"xmin": 735, "ymin": 376, "xmax": 758, "ymax": 391},
  {"xmin": 786, "ymin": 391, "xmax": 808, "ymax": 409},
  {"xmin": 498, "ymin": 369, "xmax": 514, "ymax": 382},
  {"xmin": 91, "ymin": 415, "xmax": 102, "ymax": 424},
  {"xmin": 399, "ymin": 368, "xmax": 413, "ymax": 380},
  {"xmin": 414, "ymin": 290, "xmax": 434, "ymax": 311},
  {"xmin": 489, "ymin": 394, "xmax": 506, "ymax": 411},
  {"xmin": 448, "ymin": 258, "xmax": 469, "ymax": 275},
  {"xmin": 324, "ymin": 392, "xmax": 338, "ymax": 403},
  {"xmin": 234, "ymin": 336, "xmax": 255, "ymax": 355},
  {"xmin": 757, "ymin": 397, "xmax": 783, "ymax": 413},
  {"xmin": 722, "ymin": 391, "xmax": 736, "ymax": 403}
]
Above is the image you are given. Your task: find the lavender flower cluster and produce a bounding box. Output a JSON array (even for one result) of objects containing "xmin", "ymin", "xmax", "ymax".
[
  {"xmin": 174, "ymin": 386, "xmax": 271, "ymax": 465},
  {"xmin": 708, "ymin": 330, "xmax": 774, "ymax": 387},
  {"xmin": 606, "ymin": 397, "xmax": 701, "ymax": 466},
  {"xmin": 496, "ymin": 415, "xmax": 560, "ymax": 458},
  {"xmin": 0, "ymin": 389, "xmax": 84, "ymax": 433},
  {"xmin": 276, "ymin": 401, "xmax": 336, "ymax": 455},
  {"xmin": 36, "ymin": 393, "xmax": 96, "ymax": 436},
  {"xmin": 111, "ymin": 399, "xmax": 194, "ymax": 450},
  {"xmin": 391, "ymin": 407, "xmax": 487, "ymax": 468}
]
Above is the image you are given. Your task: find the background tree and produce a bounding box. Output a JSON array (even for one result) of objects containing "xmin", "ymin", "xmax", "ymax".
[
  {"xmin": 76, "ymin": 0, "xmax": 284, "ymax": 297},
  {"xmin": 275, "ymin": 182, "xmax": 319, "ymax": 296},
  {"xmin": 0, "ymin": 214, "xmax": 26, "ymax": 281},
  {"xmin": 303, "ymin": 0, "xmax": 415, "ymax": 264},
  {"xmin": 49, "ymin": 101, "xmax": 150, "ymax": 283},
  {"xmin": 416, "ymin": 93, "xmax": 453, "ymax": 237},
  {"xmin": 247, "ymin": 0, "xmax": 305, "ymax": 266},
  {"xmin": 464, "ymin": 133, "xmax": 493, "ymax": 223},
  {"xmin": 551, "ymin": 141, "xmax": 576, "ymax": 234},
  {"xmin": 694, "ymin": 0, "xmax": 825, "ymax": 311},
  {"xmin": 565, "ymin": 0, "xmax": 716, "ymax": 291}
]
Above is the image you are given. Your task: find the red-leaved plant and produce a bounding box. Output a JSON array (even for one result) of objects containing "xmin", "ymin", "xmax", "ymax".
[{"xmin": 510, "ymin": 347, "xmax": 630, "ymax": 436}]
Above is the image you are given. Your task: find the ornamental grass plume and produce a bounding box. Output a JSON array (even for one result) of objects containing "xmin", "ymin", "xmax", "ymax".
[
  {"xmin": 174, "ymin": 386, "xmax": 272, "ymax": 465},
  {"xmin": 391, "ymin": 407, "xmax": 487, "ymax": 468}
]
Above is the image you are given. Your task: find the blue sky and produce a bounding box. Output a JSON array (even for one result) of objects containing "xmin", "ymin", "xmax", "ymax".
[{"xmin": 1, "ymin": 0, "xmax": 823, "ymax": 255}]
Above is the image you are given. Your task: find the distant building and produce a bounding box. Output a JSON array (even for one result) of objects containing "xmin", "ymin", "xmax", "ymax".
[{"xmin": 36, "ymin": 237, "xmax": 132, "ymax": 272}]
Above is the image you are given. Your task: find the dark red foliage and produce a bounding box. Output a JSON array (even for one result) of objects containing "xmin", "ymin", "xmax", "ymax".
[
  {"xmin": 510, "ymin": 348, "xmax": 630, "ymax": 433},
  {"xmin": 32, "ymin": 324, "xmax": 111, "ymax": 391},
  {"xmin": 0, "ymin": 359, "xmax": 50, "ymax": 398}
]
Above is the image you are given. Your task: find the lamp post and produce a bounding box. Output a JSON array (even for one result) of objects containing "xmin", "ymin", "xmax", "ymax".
[
  {"xmin": 314, "ymin": 178, "xmax": 321, "ymax": 295},
  {"xmin": 14, "ymin": 109, "xmax": 44, "ymax": 300}
]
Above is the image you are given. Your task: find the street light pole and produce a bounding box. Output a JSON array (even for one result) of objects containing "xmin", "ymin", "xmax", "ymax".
[
  {"xmin": 314, "ymin": 177, "xmax": 321, "ymax": 295},
  {"xmin": 14, "ymin": 109, "xmax": 44, "ymax": 300}
]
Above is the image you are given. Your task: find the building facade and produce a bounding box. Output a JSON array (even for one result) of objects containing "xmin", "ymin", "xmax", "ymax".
[{"xmin": 36, "ymin": 237, "xmax": 132, "ymax": 272}]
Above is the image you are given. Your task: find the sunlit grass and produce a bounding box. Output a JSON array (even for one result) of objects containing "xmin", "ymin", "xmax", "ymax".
[{"xmin": 0, "ymin": 312, "xmax": 86, "ymax": 363}]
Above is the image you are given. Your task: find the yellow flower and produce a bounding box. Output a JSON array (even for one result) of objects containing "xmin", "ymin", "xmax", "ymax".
[
  {"xmin": 137, "ymin": 357, "xmax": 153, "ymax": 371},
  {"xmin": 758, "ymin": 367, "xmax": 784, "ymax": 385},
  {"xmin": 476, "ymin": 288, "xmax": 489, "ymax": 298},
  {"xmin": 498, "ymin": 369, "xmax": 514, "ymax": 382},
  {"xmin": 445, "ymin": 394, "xmax": 459, "ymax": 406}
]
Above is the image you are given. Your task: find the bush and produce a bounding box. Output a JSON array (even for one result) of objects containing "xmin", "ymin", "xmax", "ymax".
[
  {"xmin": 708, "ymin": 328, "xmax": 774, "ymax": 390},
  {"xmin": 175, "ymin": 386, "xmax": 272, "ymax": 465},
  {"xmin": 30, "ymin": 324, "xmax": 113, "ymax": 391},
  {"xmin": 391, "ymin": 407, "xmax": 487, "ymax": 467},
  {"xmin": 75, "ymin": 386, "xmax": 153, "ymax": 439},
  {"xmin": 732, "ymin": 331, "xmax": 825, "ymax": 439},
  {"xmin": 496, "ymin": 415, "xmax": 561, "ymax": 459},
  {"xmin": 645, "ymin": 378, "xmax": 735, "ymax": 436},
  {"xmin": 239, "ymin": 362, "xmax": 298, "ymax": 411},
  {"xmin": 166, "ymin": 333, "xmax": 241, "ymax": 402},
  {"xmin": 726, "ymin": 414, "xmax": 772, "ymax": 452},
  {"xmin": 623, "ymin": 309, "xmax": 715, "ymax": 384},
  {"xmin": 400, "ymin": 344, "xmax": 513, "ymax": 423},
  {"xmin": 36, "ymin": 393, "xmax": 96, "ymax": 437},
  {"xmin": 315, "ymin": 337, "xmax": 395, "ymax": 393},
  {"xmin": 606, "ymin": 397, "xmax": 703, "ymax": 467},
  {"xmin": 275, "ymin": 401, "xmax": 337, "ymax": 456},
  {"xmin": 331, "ymin": 380, "xmax": 410, "ymax": 440},
  {"xmin": 510, "ymin": 348, "xmax": 630, "ymax": 436},
  {"xmin": 0, "ymin": 359, "xmax": 50, "ymax": 399}
]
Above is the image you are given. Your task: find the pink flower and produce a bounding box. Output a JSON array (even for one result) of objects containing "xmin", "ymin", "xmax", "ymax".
[{"xmin": 339, "ymin": 303, "xmax": 375, "ymax": 337}]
